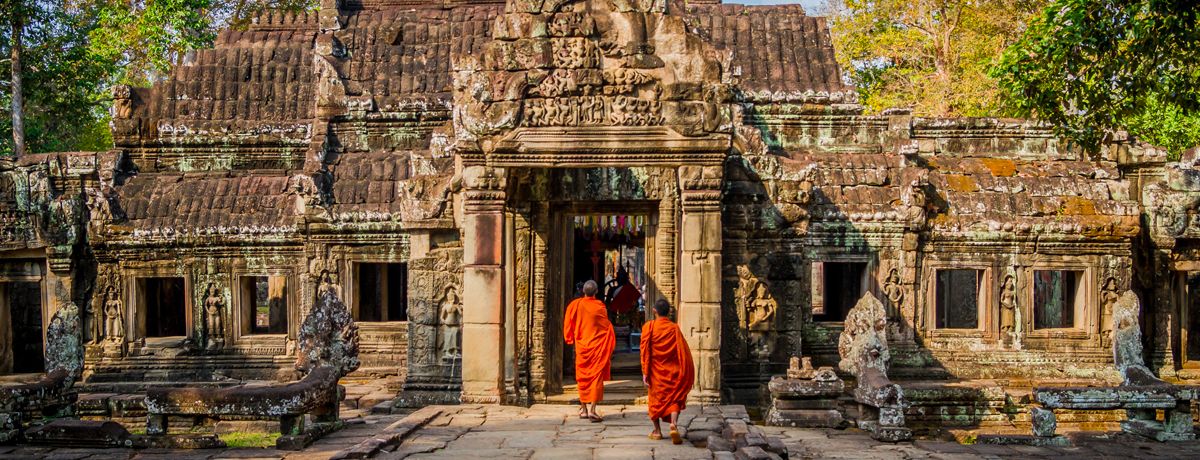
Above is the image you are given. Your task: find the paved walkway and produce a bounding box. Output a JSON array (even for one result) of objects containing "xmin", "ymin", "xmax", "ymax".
[
  {"xmin": 764, "ymin": 425, "xmax": 1200, "ymax": 459},
  {"xmin": 4, "ymin": 404, "xmax": 1200, "ymax": 459},
  {"xmin": 379, "ymin": 405, "xmax": 713, "ymax": 460}
]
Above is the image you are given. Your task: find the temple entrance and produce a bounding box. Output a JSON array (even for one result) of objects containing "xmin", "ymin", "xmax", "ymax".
[
  {"xmin": 552, "ymin": 205, "xmax": 658, "ymax": 404},
  {"xmin": 139, "ymin": 277, "xmax": 187, "ymax": 339},
  {"xmin": 0, "ymin": 281, "xmax": 45, "ymax": 375},
  {"xmin": 1178, "ymin": 272, "xmax": 1200, "ymax": 368}
]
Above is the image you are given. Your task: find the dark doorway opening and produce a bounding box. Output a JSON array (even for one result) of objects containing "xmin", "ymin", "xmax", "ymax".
[
  {"xmin": 563, "ymin": 214, "xmax": 648, "ymax": 392},
  {"xmin": 356, "ymin": 263, "xmax": 408, "ymax": 322},
  {"xmin": 813, "ymin": 261, "xmax": 867, "ymax": 322},
  {"xmin": 142, "ymin": 277, "xmax": 186, "ymax": 338},
  {"xmin": 4, "ymin": 282, "xmax": 44, "ymax": 374}
]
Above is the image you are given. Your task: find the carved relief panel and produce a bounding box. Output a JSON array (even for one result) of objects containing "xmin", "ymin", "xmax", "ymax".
[{"xmin": 405, "ymin": 246, "xmax": 465, "ymax": 387}]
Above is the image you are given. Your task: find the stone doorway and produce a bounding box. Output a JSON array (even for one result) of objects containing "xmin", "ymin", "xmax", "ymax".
[
  {"xmin": 1177, "ymin": 272, "xmax": 1200, "ymax": 368},
  {"xmin": 0, "ymin": 280, "xmax": 45, "ymax": 375},
  {"xmin": 546, "ymin": 203, "xmax": 660, "ymax": 404},
  {"xmin": 138, "ymin": 277, "xmax": 187, "ymax": 339}
]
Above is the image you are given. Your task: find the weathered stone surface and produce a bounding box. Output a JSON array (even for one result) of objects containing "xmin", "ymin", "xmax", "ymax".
[
  {"xmin": 297, "ymin": 286, "xmax": 361, "ymax": 376},
  {"xmin": 0, "ymin": 0, "xmax": 1192, "ymax": 445},
  {"xmin": 1032, "ymin": 291, "xmax": 1199, "ymax": 442},
  {"xmin": 836, "ymin": 293, "xmax": 910, "ymax": 442},
  {"xmin": 1030, "ymin": 407, "xmax": 1056, "ymax": 437},
  {"xmin": 23, "ymin": 419, "xmax": 132, "ymax": 448}
]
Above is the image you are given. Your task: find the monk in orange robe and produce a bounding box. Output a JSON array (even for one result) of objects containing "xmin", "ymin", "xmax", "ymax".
[
  {"xmin": 641, "ymin": 299, "xmax": 694, "ymax": 444},
  {"xmin": 565, "ymin": 280, "xmax": 616, "ymax": 422}
]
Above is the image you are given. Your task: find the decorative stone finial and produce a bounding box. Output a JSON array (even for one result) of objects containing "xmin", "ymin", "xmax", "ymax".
[
  {"xmin": 1111, "ymin": 290, "xmax": 1165, "ymax": 386},
  {"xmin": 296, "ymin": 288, "xmax": 360, "ymax": 377},
  {"xmin": 838, "ymin": 292, "xmax": 890, "ymax": 378},
  {"xmin": 45, "ymin": 295, "xmax": 84, "ymax": 388}
]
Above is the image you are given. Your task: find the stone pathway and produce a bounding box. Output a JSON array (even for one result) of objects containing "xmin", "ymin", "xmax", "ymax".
[
  {"xmin": 763, "ymin": 425, "xmax": 1200, "ymax": 459},
  {"xmin": 4, "ymin": 404, "xmax": 1200, "ymax": 459},
  {"xmin": 0, "ymin": 412, "xmax": 409, "ymax": 460},
  {"xmin": 376, "ymin": 404, "xmax": 714, "ymax": 460}
]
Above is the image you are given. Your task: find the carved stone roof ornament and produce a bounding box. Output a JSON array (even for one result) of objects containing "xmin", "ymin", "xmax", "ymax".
[
  {"xmin": 453, "ymin": 0, "xmax": 733, "ymax": 166},
  {"xmin": 296, "ymin": 287, "xmax": 360, "ymax": 377},
  {"xmin": 1112, "ymin": 290, "xmax": 1167, "ymax": 387}
]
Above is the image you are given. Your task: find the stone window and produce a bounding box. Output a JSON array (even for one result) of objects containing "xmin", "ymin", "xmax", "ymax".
[
  {"xmin": 140, "ymin": 277, "xmax": 187, "ymax": 338},
  {"xmin": 240, "ymin": 276, "xmax": 288, "ymax": 335},
  {"xmin": 0, "ymin": 281, "xmax": 44, "ymax": 374},
  {"xmin": 355, "ymin": 263, "xmax": 408, "ymax": 322},
  {"xmin": 812, "ymin": 261, "xmax": 867, "ymax": 322},
  {"xmin": 1182, "ymin": 272, "xmax": 1200, "ymax": 365},
  {"xmin": 935, "ymin": 269, "xmax": 981, "ymax": 329},
  {"xmin": 1033, "ymin": 270, "xmax": 1082, "ymax": 329}
]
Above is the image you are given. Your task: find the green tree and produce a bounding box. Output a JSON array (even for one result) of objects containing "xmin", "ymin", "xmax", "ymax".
[
  {"xmin": 2, "ymin": 2, "xmax": 115, "ymax": 155},
  {"xmin": 1, "ymin": 0, "xmax": 317, "ymax": 155},
  {"xmin": 993, "ymin": 0, "xmax": 1200, "ymax": 156},
  {"xmin": 88, "ymin": 0, "xmax": 218, "ymax": 86},
  {"xmin": 826, "ymin": 0, "xmax": 1047, "ymax": 117}
]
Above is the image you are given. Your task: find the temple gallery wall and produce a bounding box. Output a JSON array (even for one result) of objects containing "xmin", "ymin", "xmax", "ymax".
[{"xmin": 1, "ymin": 0, "xmax": 1199, "ymax": 434}]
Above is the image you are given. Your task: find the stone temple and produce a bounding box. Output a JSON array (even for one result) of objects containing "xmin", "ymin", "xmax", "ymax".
[{"xmin": 1, "ymin": 0, "xmax": 1199, "ymax": 435}]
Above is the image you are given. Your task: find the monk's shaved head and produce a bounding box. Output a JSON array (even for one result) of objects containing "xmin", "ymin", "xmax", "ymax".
[
  {"xmin": 654, "ymin": 299, "xmax": 671, "ymax": 317},
  {"xmin": 583, "ymin": 280, "xmax": 598, "ymax": 296}
]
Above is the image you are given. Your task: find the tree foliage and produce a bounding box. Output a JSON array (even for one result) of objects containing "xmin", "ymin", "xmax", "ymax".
[
  {"xmin": 826, "ymin": 0, "xmax": 1047, "ymax": 117},
  {"xmin": 1, "ymin": 2, "xmax": 114, "ymax": 155},
  {"xmin": 87, "ymin": 0, "xmax": 219, "ymax": 86},
  {"xmin": 993, "ymin": 0, "xmax": 1200, "ymax": 155},
  {"xmin": 1, "ymin": 0, "xmax": 317, "ymax": 155}
]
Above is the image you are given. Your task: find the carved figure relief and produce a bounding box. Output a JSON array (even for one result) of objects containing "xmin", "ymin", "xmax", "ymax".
[
  {"xmin": 204, "ymin": 283, "xmax": 225, "ymax": 350},
  {"xmin": 438, "ymin": 285, "xmax": 463, "ymax": 361},
  {"xmin": 1100, "ymin": 277, "xmax": 1119, "ymax": 348},
  {"xmin": 288, "ymin": 173, "xmax": 329, "ymax": 221},
  {"xmin": 741, "ymin": 279, "xmax": 777, "ymax": 360},
  {"xmin": 999, "ymin": 273, "xmax": 1022, "ymax": 349},
  {"xmin": 103, "ymin": 286, "xmax": 124, "ymax": 342},
  {"xmin": 902, "ymin": 179, "xmax": 927, "ymax": 228},
  {"xmin": 882, "ymin": 269, "xmax": 904, "ymax": 321}
]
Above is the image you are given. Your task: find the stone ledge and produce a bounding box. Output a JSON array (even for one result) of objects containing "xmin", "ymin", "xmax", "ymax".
[{"xmin": 330, "ymin": 405, "xmax": 442, "ymax": 459}]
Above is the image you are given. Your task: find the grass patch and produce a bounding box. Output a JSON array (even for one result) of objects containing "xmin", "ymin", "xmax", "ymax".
[{"xmin": 219, "ymin": 431, "xmax": 281, "ymax": 448}]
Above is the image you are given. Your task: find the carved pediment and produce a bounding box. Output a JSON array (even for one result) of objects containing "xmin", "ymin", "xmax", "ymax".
[{"xmin": 453, "ymin": 0, "xmax": 732, "ymax": 162}]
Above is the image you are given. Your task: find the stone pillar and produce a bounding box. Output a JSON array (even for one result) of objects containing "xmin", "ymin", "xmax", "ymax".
[
  {"xmin": 460, "ymin": 166, "xmax": 507, "ymax": 404},
  {"xmin": 678, "ymin": 165, "xmax": 724, "ymax": 403}
]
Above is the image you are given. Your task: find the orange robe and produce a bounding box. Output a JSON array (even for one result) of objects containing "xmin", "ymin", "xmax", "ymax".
[
  {"xmin": 640, "ymin": 317, "xmax": 695, "ymax": 421},
  {"xmin": 565, "ymin": 296, "xmax": 616, "ymax": 404}
]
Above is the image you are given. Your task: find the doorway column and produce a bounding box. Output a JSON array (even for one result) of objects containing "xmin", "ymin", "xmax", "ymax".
[
  {"xmin": 678, "ymin": 165, "xmax": 724, "ymax": 403},
  {"xmin": 460, "ymin": 166, "xmax": 508, "ymax": 403}
]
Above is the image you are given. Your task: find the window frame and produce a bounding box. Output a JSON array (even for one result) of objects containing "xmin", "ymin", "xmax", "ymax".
[
  {"xmin": 351, "ymin": 262, "xmax": 410, "ymax": 324},
  {"xmin": 133, "ymin": 275, "xmax": 192, "ymax": 343},
  {"xmin": 933, "ymin": 268, "xmax": 987, "ymax": 331},
  {"xmin": 1022, "ymin": 263, "xmax": 1092, "ymax": 342},
  {"xmin": 921, "ymin": 259, "xmax": 995, "ymax": 340},
  {"xmin": 238, "ymin": 275, "xmax": 291, "ymax": 336},
  {"xmin": 230, "ymin": 267, "xmax": 296, "ymax": 347}
]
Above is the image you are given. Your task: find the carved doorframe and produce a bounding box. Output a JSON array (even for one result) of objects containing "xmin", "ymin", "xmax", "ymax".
[{"xmin": 536, "ymin": 199, "xmax": 664, "ymax": 398}]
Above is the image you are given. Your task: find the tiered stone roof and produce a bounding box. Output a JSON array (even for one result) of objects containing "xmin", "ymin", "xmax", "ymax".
[{"xmin": 114, "ymin": 173, "xmax": 298, "ymax": 234}]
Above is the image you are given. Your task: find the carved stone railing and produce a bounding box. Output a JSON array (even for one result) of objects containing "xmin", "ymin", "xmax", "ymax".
[
  {"xmin": 837, "ymin": 293, "xmax": 911, "ymax": 442},
  {"xmin": 142, "ymin": 286, "xmax": 359, "ymax": 450},
  {"xmin": 1029, "ymin": 291, "xmax": 1198, "ymax": 442},
  {"xmin": 0, "ymin": 293, "xmax": 83, "ymax": 442}
]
